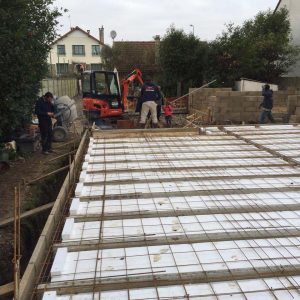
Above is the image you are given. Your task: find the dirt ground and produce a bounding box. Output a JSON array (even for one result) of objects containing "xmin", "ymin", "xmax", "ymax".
[{"xmin": 0, "ymin": 96, "xmax": 85, "ymax": 290}]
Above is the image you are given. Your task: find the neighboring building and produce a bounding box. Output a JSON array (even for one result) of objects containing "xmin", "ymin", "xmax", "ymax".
[
  {"xmin": 113, "ymin": 35, "xmax": 160, "ymax": 80},
  {"xmin": 48, "ymin": 26, "xmax": 105, "ymax": 77},
  {"xmin": 275, "ymin": 0, "xmax": 300, "ymax": 77}
]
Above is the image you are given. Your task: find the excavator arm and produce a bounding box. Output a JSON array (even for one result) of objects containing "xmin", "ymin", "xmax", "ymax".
[{"xmin": 121, "ymin": 68, "xmax": 144, "ymax": 111}]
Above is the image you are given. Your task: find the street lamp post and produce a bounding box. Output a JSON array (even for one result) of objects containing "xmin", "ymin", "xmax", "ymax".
[{"xmin": 190, "ymin": 24, "xmax": 194, "ymax": 36}]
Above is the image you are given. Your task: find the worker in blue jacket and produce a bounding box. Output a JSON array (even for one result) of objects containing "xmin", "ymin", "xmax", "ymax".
[
  {"xmin": 139, "ymin": 76, "xmax": 160, "ymax": 128},
  {"xmin": 259, "ymin": 84, "xmax": 275, "ymax": 124},
  {"xmin": 35, "ymin": 92, "xmax": 55, "ymax": 154}
]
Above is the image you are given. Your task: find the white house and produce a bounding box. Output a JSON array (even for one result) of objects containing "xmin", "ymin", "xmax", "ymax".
[
  {"xmin": 48, "ymin": 26, "xmax": 105, "ymax": 77},
  {"xmin": 275, "ymin": 0, "xmax": 300, "ymax": 77}
]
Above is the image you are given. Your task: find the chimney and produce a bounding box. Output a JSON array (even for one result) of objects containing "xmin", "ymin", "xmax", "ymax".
[
  {"xmin": 99, "ymin": 26, "xmax": 104, "ymax": 44},
  {"xmin": 87, "ymin": 30, "xmax": 90, "ymax": 35}
]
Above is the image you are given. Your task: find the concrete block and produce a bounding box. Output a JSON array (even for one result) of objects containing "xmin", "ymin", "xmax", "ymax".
[
  {"xmin": 228, "ymin": 112, "xmax": 241, "ymax": 121},
  {"xmin": 295, "ymin": 107, "xmax": 300, "ymax": 116},
  {"xmin": 288, "ymin": 95, "xmax": 298, "ymax": 102},
  {"xmin": 287, "ymin": 95, "xmax": 298, "ymax": 114},
  {"xmin": 229, "ymin": 91, "xmax": 243, "ymax": 96},
  {"xmin": 289, "ymin": 115, "xmax": 300, "ymax": 123},
  {"xmin": 244, "ymin": 106, "xmax": 259, "ymax": 112},
  {"xmin": 243, "ymin": 91, "xmax": 261, "ymax": 96},
  {"xmin": 231, "ymin": 106, "xmax": 243, "ymax": 113},
  {"xmin": 215, "ymin": 91, "xmax": 231, "ymax": 97},
  {"xmin": 245, "ymin": 96, "xmax": 259, "ymax": 102}
]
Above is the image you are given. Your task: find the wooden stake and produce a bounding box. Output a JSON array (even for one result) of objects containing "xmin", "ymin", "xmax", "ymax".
[
  {"xmin": 47, "ymin": 149, "xmax": 77, "ymax": 163},
  {"xmin": 0, "ymin": 202, "xmax": 54, "ymax": 227},
  {"xmin": 27, "ymin": 165, "xmax": 69, "ymax": 185},
  {"xmin": 13, "ymin": 185, "xmax": 20, "ymax": 300}
]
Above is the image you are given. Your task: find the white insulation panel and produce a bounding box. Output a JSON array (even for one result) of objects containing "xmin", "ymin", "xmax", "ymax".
[{"xmin": 43, "ymin": 125, "xmax": 300, "ymax": 299}]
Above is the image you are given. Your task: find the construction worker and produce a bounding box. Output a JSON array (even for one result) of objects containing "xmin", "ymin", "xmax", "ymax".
[
  {"xmin": 259, "ymin": 84, "xmax": 275, "ymax": 124},
  {"xmin": 35, "ymin": 92, "xmax": 55, "ymax": 154},
  {"xmin": 139, "ymin": 76, "xmax": 160, "ymax": 128}
]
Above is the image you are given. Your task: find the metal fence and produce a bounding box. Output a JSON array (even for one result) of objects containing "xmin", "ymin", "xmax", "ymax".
[{"xmin": 39, "ymin": 78, "xmax": 78, "ymax": 98}]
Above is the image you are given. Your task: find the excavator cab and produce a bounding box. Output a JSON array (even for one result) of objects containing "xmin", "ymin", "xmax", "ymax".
[{"xmin": 82, "ymin": 70, "xmax": 123, "ymax": 120}]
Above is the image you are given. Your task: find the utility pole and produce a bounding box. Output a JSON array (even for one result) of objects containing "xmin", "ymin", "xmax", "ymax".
[{"xmin": 190, "ymin": 24, "xmax": 194, "ymax": 36}]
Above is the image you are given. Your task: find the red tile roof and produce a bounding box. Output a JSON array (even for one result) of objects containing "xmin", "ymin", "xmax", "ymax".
[{"xmin": 52, "ymin": 26, "xmax": 104, "ymax": 45}]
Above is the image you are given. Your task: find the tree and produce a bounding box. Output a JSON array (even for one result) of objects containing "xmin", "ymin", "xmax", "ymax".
[
  {"xmin": 0, "ymin": 0, "xmax": 63, "ymax": 141},
  {"xmin": 159, "ymin": 26, "xmax": 209, "ymax": 96},
  {"xmin": 208, "ymin": 8, "xmax": 300, "ymax": 86}
]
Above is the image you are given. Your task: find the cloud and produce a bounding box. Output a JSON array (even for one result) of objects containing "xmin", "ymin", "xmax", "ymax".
[{"xmin": 53, "ymin": 0, "xmax": 278, "ymax": 43}]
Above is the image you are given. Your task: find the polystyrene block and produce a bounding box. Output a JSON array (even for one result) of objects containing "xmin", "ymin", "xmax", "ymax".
[
  {"xmin": 81, "ymin": 162, "xmax": 88, "ymax": 170},
  {"xmin": 42, "ymin": 291, "xmax": 57, "ymax": 300},
  {"xmin": 75, "ymin": 182, "xmax": 84, "ymax": 197},
  {"xmin": 69, "ymin": 198, "xmax": 80, "ymax": 215},
  {"xmin": 62, "ymin": 218, "xmax": 74, "ymax": 240},
  {"xmin": 51, "ymin": 248, "xmax": 67, "ymax": 276}
]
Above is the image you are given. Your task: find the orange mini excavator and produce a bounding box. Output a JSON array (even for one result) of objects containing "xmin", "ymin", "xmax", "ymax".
[
  {"xmin": 121, "ymin": 68, "xmax": 144, "ymax": 111},
  {"xmin": 82, "ymin": 68, "xmax": 143, "ymax": 121}
]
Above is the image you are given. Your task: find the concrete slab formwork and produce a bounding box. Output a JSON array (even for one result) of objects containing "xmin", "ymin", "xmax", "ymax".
[{"xmin": 34, "ymin": 125, "xmax": 300, "ymax": 299}]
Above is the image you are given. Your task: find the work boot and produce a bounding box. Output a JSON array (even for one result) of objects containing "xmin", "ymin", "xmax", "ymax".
[
  {"xmin": 152, "ymin": 123, "xmax": 158, "ymax": 128},
  {"xmin": 138, "ymin": 123, "xmax": 145, "ymax": 129}
]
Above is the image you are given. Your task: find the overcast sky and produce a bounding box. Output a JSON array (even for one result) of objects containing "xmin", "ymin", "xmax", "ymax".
[{"xmin": 53, "ymin": 0, "xmax": 279, "ymax": 44}]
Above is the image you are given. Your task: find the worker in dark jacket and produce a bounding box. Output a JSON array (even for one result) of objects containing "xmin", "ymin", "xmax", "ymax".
[
  {"xmin": 35, "ymin": 92, "xmax": 54, "ymax": 154},
  {"xmin": 259, "ymin": 84, "xmax": 275, "ymax": 124},
  {"xmin": 139, "ymin": 76, "xmax": 160, "ymax": 128}
]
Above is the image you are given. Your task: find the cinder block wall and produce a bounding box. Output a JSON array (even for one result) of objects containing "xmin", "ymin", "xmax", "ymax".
[
  {"xmin": 287, "ymin": 95, "xmax": 300, "ymax": 123},
  {"xmin": 189, "ymin": 88, "xmax": 300, "ymax": 123}
]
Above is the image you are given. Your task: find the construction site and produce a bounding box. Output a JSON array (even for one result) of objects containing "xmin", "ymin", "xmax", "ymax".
[
  {"xmin": 0, "ymin": 78, "xmax": 300, "ymax": 299},
  {"xmin": 2, "ymin": 1, "xmax": 300, "ymax": 299}
]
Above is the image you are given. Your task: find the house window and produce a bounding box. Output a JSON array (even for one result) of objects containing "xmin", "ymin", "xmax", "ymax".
[
  {"xmin": 56, "ymin": 63, "xmax": 68, "ymax": 75},
  {"xmin": 57, "ymin": 45, "xmax": 65, "ymax": 55},
  {"xmin": 72, "ymin": 45, "xmax": 85, "ymax": 55},
  {"xmin": 91, "ymin": 64, "xmax": 102, "ymax": 71},
  {"xmin": 92, "ymin": 45, "xmax": 100, "ymax": 56}
]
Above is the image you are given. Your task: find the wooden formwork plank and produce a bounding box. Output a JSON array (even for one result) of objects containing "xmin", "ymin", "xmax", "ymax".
[
  {"xmin": 78, "ymin": 186, "xmax": 300, "ymax": 202},
  {"xmin": 71, "ymin": 203, "xmax": 300, "ymax": 222},
  {"xmin": 36, "ymin": 265, "xmax": 300, "ymax": 295},
  {"xmin": 84, "ymin": 154, "xmax": 274, "ymax": 166},
  {"xmin": 92, "ymin": 128, "xmax": 199, "ymax": 139},
  {"xmin": 220, "ymin": 127, "xmax": 300, "ymax": 167},
  {"xmin": 81, "ymin": 172, "xmax": 300, "ymax": 187},
  {"xmin": 86, "ymin": 163, "xmax": 290, "ymax": 174},
  {"xmin": 56, "ymin": 228, "xmax": 300, "ymax": 252}
]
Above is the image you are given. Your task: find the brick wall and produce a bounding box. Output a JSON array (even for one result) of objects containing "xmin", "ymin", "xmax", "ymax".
[{"xmin": 189, "ymin": 88, "xmax": 300, "ymax": 123}]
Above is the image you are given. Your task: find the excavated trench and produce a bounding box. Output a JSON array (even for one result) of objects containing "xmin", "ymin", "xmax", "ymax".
[{"xmin": 0, "ymin": 157, "xmax": 69, "ymax": 298}]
